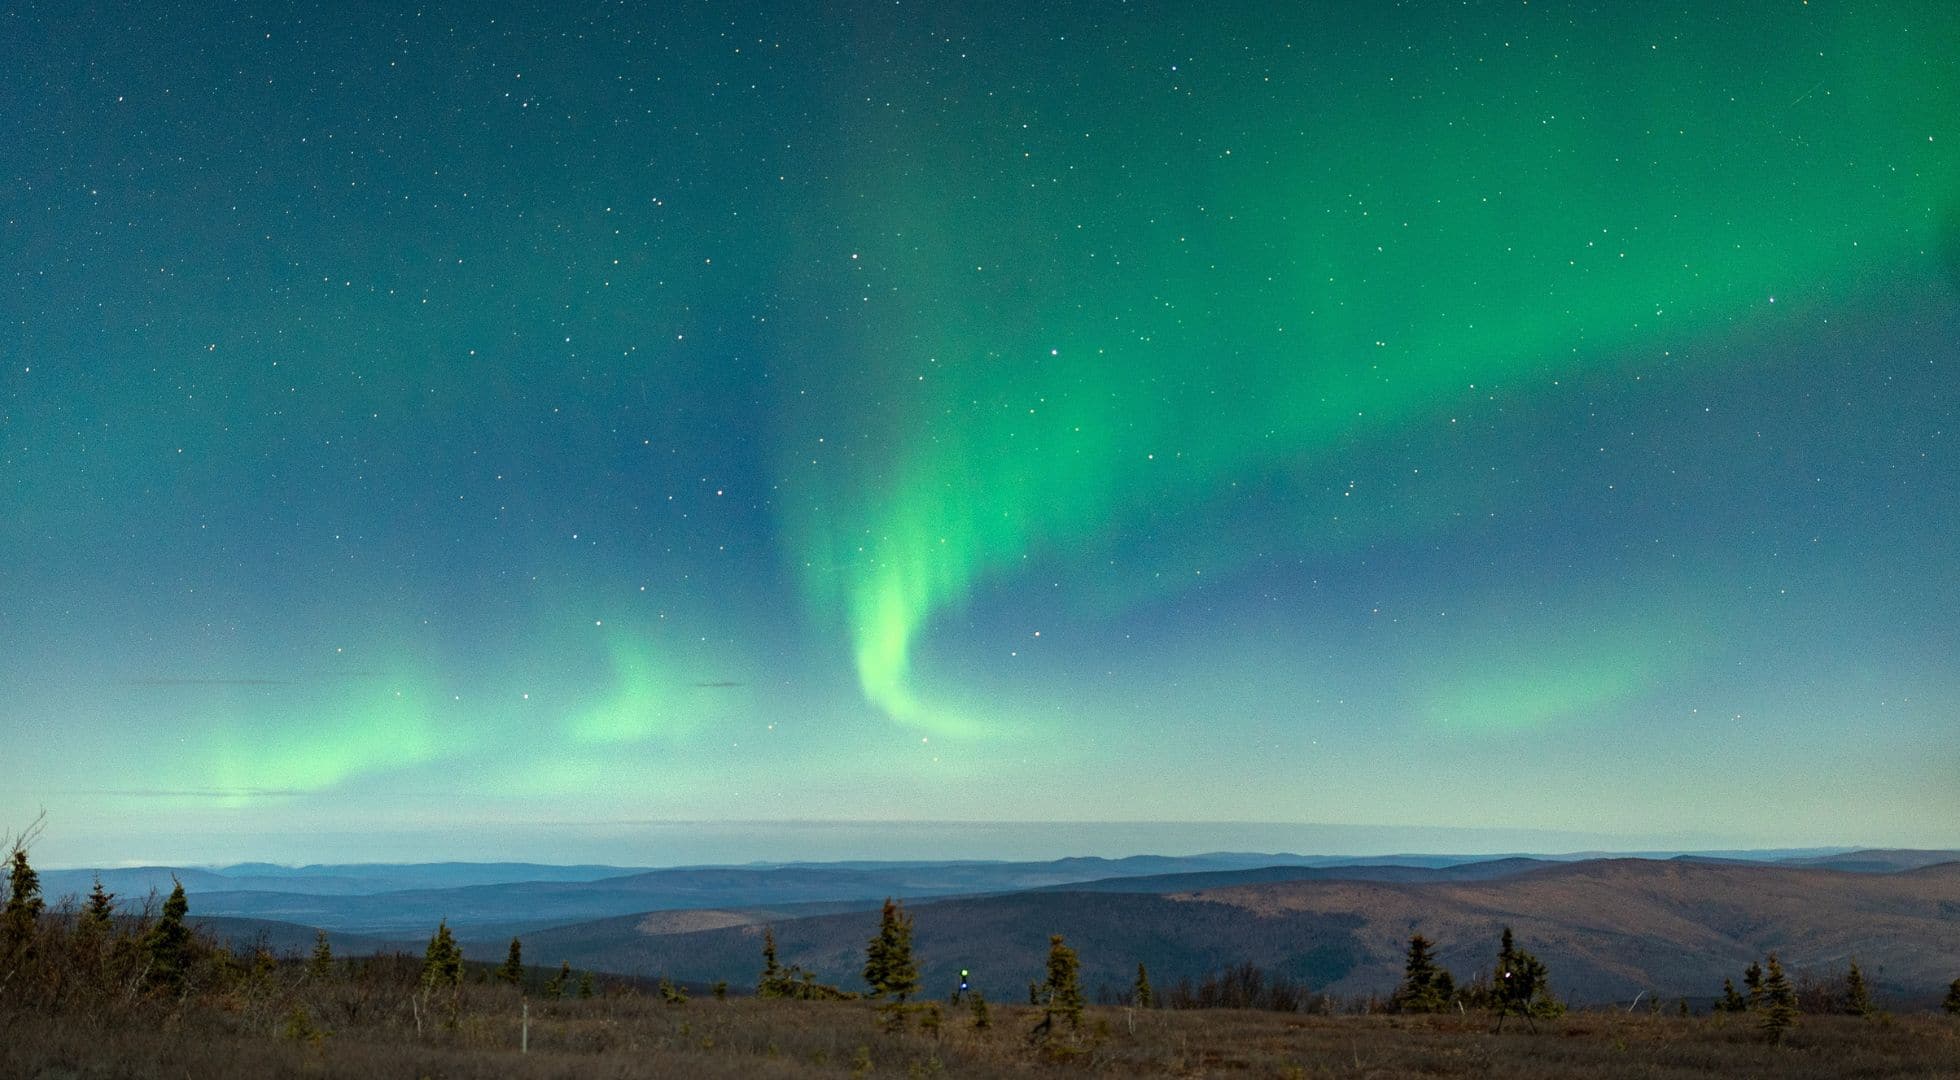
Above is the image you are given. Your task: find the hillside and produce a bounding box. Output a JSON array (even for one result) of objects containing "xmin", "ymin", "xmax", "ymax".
[
  {"xmin": 127, "ymin": 853, "xmax": 1469, "ymax": 935},
  {"xmin": 1177, "ymin": 858, "xmax": 1960, "ymax": 1001},
  {"xmin": 188, "ymin": 916, "xmax": 415, "ymax": 958},
  {"xmin": 43, "ymin": 849, "xmax": 1937, "ymax": 936},
  {"xmin": 492, "ymin": 859, "xmax": 1960, "ymax": 1005},
  {"xmin": 36, "ymin": 862, "xmax": 651, "ymax": 903},
  {"xmin": 1033, "ymin": 857, "xmax": 1555, "ymax": 894},
  {"xmin": 1774, "ymin": 849, "xmax": 1960, "ymax": 874}
]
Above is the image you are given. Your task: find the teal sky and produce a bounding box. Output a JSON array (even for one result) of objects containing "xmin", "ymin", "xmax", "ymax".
[{"xmin": 2, "ymin": 0, "xmax": 1956, "ymax": 865}]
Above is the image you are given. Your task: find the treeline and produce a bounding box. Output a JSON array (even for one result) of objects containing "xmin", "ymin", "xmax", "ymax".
[
  {"xmin": 0, "ymin": 831, "xmax": 642, "ymax": 1034},
  {"xmin": 1, "ymin": 840, "xmax": 225, "ymax": 1012}
]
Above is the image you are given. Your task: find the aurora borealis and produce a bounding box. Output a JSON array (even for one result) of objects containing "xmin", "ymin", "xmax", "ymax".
[{"xmin": 3, "ymin": 1, "xmax": 1956, "ymax": 865}]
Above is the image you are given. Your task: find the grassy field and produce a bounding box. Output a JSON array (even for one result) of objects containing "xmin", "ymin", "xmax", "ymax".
[{"xmin": 6, "ymin": 981, "xmax": 1958, "ymax": 1079}]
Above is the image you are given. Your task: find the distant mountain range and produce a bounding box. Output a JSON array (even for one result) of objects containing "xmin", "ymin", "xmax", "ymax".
[
  {"xmin": 44, "ymin": 852, "xmax": 1500, "ymax": 935},
  {"xmin": 36, "ymin": 862, "xmax": 646, "ymax": 902},
  {"xmin": 41, "ymin": 848, "xmax": 1956, "ymax": 1005}
]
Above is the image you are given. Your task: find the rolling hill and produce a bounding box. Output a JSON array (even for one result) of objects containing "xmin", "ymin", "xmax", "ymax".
[
  {"xmin": 35, "ymin": 862, "xmax": 650, "ymax": 904},
  {"xmin": 114, "ymin": 854, "xmax": 1479, "ymax": 935},
  {"xmin": 488, "ymin": 858, "xmax": 1960, "ymax": 1006}
]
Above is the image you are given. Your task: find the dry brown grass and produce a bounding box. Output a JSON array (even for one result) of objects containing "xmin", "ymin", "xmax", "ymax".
[{"xmin": 5, "ymin": 978, "xmax": 1959, "ymax": 1079}]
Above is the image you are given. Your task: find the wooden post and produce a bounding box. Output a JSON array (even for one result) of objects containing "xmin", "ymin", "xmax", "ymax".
[{"xmin": 522, "ymin": 999, "xmax": 529, "ymax": 1053}]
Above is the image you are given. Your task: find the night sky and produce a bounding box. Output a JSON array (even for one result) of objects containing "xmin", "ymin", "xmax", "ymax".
[{"xmin": 4, "ymin": 1, "xmax": 1956, "ymax": 866}]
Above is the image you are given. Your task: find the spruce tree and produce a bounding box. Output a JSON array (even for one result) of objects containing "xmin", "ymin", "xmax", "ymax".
[
  {"xmin": 544, "ymin": 960, "xmax": 571, "ymax": 999},
  {"xmin": 1842, "ymin": 960, "xmax": 1872, "ymax": 1017},
  {"xmin": 2, "ymin": 848, "xmax": 44, "ymax": 955},
  {"xmin": 1043, "ymin": 935, "xmax": 1084, "ymax": 1030},
  {"xmin": 1759, "ymin": 953, "xmax": 1797, "ymax": 1043},
  {"xmin": 862, "ymin": 902, "xmax": 890, "ymax": 994},
  {"xmin": 1133, "ymin": 962, "xmax": 1153, "ymax": 1008},
  {"xmin": 969, "ymin": 990, "xmax": 991, "ymax": 1029},
  {"xmin": 577, "ymin": 970, "xmax": 595, "ymax": 999},
  {"xmin": 1392, "ymin": 934, "xmax": 1446, "ymax": 1013},
  {"xmin": 420, "ymin": 920, "xmax": 463, "ymax": 990},
  {"xmin": 1943, "ymin": 977, "xmax": 1960, "ymax": 1015},
  {"xmin": 308, "ymin": 929, "xmax": 334, "ymax": 979},
  {"xmin": 1743, "ymin": 960, "xmax": 1764, "ymax": 1008},
  {"xmin": 497, "ymin": 937, "xmax": 524, "ymax": 985},
  {"xmin": 759, "ymin": 926, "xmax": 786, "ymax": 997},
  {"xmin": 144, "ymin": 880, "xmax": 192, "ymax": 996},
  {"xmin": 76, "ymin": 877, "xmax": 116, "ymax": 948},
  {"xmin": 1718, "ymin": 978, "xmax": 1747, "ymax": 1013},
  {"xmin": 862, "ymin": 897, "xmax": 919, "ymax": 1001},
  {"xmin": 1490, "ymin": 926, "xmax": 1555, "ymax": 1032}
]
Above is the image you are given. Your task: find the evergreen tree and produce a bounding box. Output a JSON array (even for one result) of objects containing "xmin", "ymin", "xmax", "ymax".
[
  {"xmin": 862, "ymin": 897, "xmax": 919, "ymax": 1001},
  {"xmin": 1842, "ymin": 960, "xmax": 1872, "ymax": 1017},
  {"xmin": 1490, "ymin": 926, "xmax": 1556, "ymax": 1032},
  {"xmin": 1391, "ymin": 934, "xmax": 1447, "ymax": 1013},
  {"xmin": 1043, "ymin": 935, "xmax": 1084, "ymax": 1030},
  {"xmin": 144, "ymin": 880, "xmax": 192, "ymax": 996},
  {"xmin": 2, "ymin": 848, "xmax": 44, "ymax": 955},
  {"xmin": 1718, "ymin": 977, "xmax": 1748, "ymax": 1013},
  {"xmin": 1943, "ymin": 977, "xmax": 1960, "ymax": 1015},
  {"xmin": 76, "ymin": 877, "xmax": 116, "ymax": 949},
  {"xmin": 420, "ymin": 920, "xmax": 463, "ymax": 990},
  {"xmin": 497, "ymin": 937, "xmax": 524, "ymax": 986},
  {"xmin": 544, "ymin": 961, "xmax": 571, "ymax": 999},
  {"xmin": 1759, "ymin": 953, "xmax": 1797, "ymax": 1043},
  {"xmin": 1743, "ymin": 960, "xmax": 1764, "ymax": 1008},
  {"xmin": 308, "ymin": 930, "xmax": 334, "ymax": 979},
  {"xmin": 862, "ymin": 907, "xmax": 888, "ymax": 993},
  {"xmin": 249, "ymin": 938, "xmax": 278, "ymax": 978},
  {"xmin": 577, "ymin": 970, "xmax": 595, "ymax": 999},
  {"xmin": 1133, "ymin": 962, "xmax": 1153, "ymax": 1008},
  {"xmin": 969, "ymin": 990, "xmax": 991, "ymax": 1029},
  {"xmin": 758, "ymin": 926, "xmax": 787, "ymax": 997}
]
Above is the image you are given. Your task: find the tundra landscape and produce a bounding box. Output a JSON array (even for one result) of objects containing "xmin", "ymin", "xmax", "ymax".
[
  {"xmin": 5, "ymin": 0, "xmax": 1957, "ymax": 1076},
  {"xmin": 5, "ymin": 825, "xmax": 1960, "ymax": 1077}
]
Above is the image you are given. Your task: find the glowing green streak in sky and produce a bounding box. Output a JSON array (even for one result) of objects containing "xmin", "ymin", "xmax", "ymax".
[
  {"xmin": 787, "ymin": 3, "xmax": 1958, "ymax": 729},
  {"xmin": 569, "ymin": 636, "xmax": 696, "ymax": 744},
  {"xmin": 203, "ymin": 678, "xmax": 438, "ymax": 803},
  {"xmin": 1416, "ymin": 606, "xmax": 1701, "ymax": 731},
  {"xmin": 1428, "ymin": 665, "xmax": 1652, "ymax": 731}
]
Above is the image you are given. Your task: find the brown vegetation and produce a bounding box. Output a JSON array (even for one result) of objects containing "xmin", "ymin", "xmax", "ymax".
[
  {"xmin": 6, "ymin": 980, "xmax": 1960, "ymax": 1078},
  {"xmin": 6, "ymin": 829, "xmax": 1958, "ymax": 1077},
  {"xmin": 3, "ymin": 883, "xmax": 1956, "ymax": 1077}
]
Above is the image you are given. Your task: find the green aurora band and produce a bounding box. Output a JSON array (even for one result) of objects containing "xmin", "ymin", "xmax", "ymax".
[{"xmin": 783, "ymin": 2, "xmax": 1958, "ymax": 731}]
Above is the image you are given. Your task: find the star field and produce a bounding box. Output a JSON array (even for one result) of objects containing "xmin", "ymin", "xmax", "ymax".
[{"xmin": 2, "ymin": 0, "xmax": 1956, "ymax": 864}]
